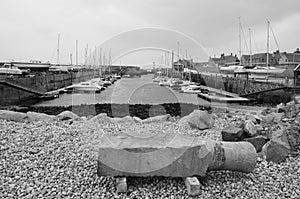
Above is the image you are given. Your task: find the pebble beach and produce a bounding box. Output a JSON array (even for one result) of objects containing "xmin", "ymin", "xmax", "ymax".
[{"xmin": 1, "ymin": 108, "xmax": 300, "ymax": 199}]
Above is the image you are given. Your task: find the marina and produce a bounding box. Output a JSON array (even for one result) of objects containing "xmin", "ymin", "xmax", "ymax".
[{"xmin": 1, "ymin": 1, "xmax": 300, "ymax": 198}]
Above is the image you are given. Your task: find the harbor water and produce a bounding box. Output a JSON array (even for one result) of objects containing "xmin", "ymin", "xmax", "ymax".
[{"xmin": 35, "ymin": 74, "xmax": 209, "ymax": 107}]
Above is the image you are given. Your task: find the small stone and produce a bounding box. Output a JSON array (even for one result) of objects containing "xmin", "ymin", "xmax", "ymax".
[
  {"xmin": 184, "ymin": 177, "xmax": 200, "ymax": 196},
  {"xmin": 116, "ymin": 177, "xmax": 127, "ymax": 193},
  {"xmin": 27, "ymin": 148, "xmax": 40, "ymax": 155},
  {"xmin": 262, "ymin": 112, "xmax": 284, "ymax": 124}
]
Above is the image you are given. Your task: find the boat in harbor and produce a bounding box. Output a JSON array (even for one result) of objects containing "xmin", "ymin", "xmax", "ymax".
[
  {"xmin": 113, "ymin": 74, "xmax": 121, "ymax": 79},
  {"xmin": 159, "ymin": 78, "xmax": 172, "ymax": 86},
  {"xmin": 153, "ymin": 76, "xmax": 162, "ymax": 82},
  {"xmin": 220, "ymin": 65, "xmax": 244, "ymax": 74},
  {"xmin": 66, "ymin": 81, "xmax": 104, "ymax": 92},
  {"xmin": 0, "ymin": 63, "xmax": 22, "ymax": 75},
  {"xmin": 170, "ymin": 79, "xmax": 190, "ymax": 90},
  {"xmin": 181, "ymin": 84, "xmax": 202, "ymax": 94}
]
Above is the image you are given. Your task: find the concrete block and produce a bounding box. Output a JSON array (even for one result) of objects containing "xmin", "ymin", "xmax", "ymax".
[
  {"xmin": 184, "ymin": 177, "xmax": 200, "ymax": 196},
  {"xmin": 116, "ymin": 177, "xmax": 127, "ymax": 193}
]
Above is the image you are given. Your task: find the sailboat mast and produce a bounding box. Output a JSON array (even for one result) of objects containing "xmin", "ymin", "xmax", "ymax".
[
  {"xmin": 84, "ymin": 44, "xmax": 88, "ymax": 67},
  {"xmin": 171, "ymin": 50, "xmax": 174, "ymax": 70},
  {"xmin": 109, "ymin": 48, "xmax": 111, "ymax": 74},
  {"xmin": 75, "ymin": 40, "xmax": 78, "ymax": 66},
  {"xmin": 238, "ymin": 17, "xmax": 242, "ymax": 61},
  {"xmin": 70, "ymin": 53, "xmax": 72, "ymax": 65},
  {"xmin": 249, "ymin": 28, "xmax": 252, "ymax": 66},
  {"xmin": 177, "ymin": 41, "xmax": 180, "ymax": 61},
  {"xmin": 99, "ymin": 48, "xmax": 102, "ymax": 66},
  {"xmin": 57, "ymin": 33, "xmax": 60, "ymax": 65},
  {"xmin": 266, "ymin": 21, "xmax": 270, "ymax": 68}
]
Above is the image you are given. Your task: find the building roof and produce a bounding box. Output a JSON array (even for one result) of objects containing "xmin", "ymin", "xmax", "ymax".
[
  {"xmin": 284, "ymin": 53, "xmax": 300, "ymax": 62},
  {"xmin": 251, "ymin": 53, "xmax": 273, "ymax": 59},
  {"xmin": 241, "ymin": 55, "xmax": 250, "ymax": 60}
]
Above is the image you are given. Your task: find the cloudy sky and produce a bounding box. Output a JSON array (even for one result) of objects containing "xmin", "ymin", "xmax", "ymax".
[{"xmin": 0, "ymin": 0, "xmax": 300, "ymax": 67}]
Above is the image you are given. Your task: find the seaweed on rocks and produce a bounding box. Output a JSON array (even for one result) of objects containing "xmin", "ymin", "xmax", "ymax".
[{"xmin": 22, "ymin": 103, "xmax": 202, "ymax": 119}]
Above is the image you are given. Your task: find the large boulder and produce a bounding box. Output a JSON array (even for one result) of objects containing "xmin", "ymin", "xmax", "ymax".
[
  {"xmin": 285, "ymin": 104, "xmax": 300, "ymax": 118},
  {"xmin": 57, "ymin": 111, "xmax": 79, "ymax": 121},
  {"xmin": 141, "ymin": 114, "xmax": 171, "ymax": 123},
  {"xmin": 262, "ymin": 124, "xmax": 291, "ymax": 163},
  {"xmin": 89, "ymin": 113, "xmax": 114, "ymax": 123},
  {"xmin": 286, "ymin": 125, "xmax": 300, "ymax": 152},
  {"xmin": 293, "ymin": 95, "xmax": 300, "ymax": 104},
  {"xmin": 261, "ymin": 137, "xmax": 290, "ymax": 163},
  {"xmin": 260, "ymin": 108, "xmax": 275, "ymax": 116},
  {"xmin": 276, "ymin": 103, "xmax": 287, "ymax": 113},
  {"xmin": 113, "ymin": 116, "xmax": 138, "ymax": 124},
  {"xmin": 0, "ymin": 110, "xmax": 28, "ymax": 123},
  {"xmin": 96, "ymin": 133, "xmax": 257, "ymax": 177},
  {"xmin": 245, "ymin": 136, "xmax": 268, "ymax": 153},
  {"xmin": 243, "ymin": 120, "xmax": 259, "ymax": 137},
  {"xmin": 221, "ymin": 126, "xmax": 245, "ymax": 141},
  {"xmin": 26, "ymin": 111, "xmax": 55, "ymax": 122},
  {"xmin": 246, "ymin": 114, "xmax": 262, "ymax": 125},
  {"xmin": 179, "ymin": 110, "xmax": 215, "ymax": 130},
  {"xmin": 262, "ymin": 112, "xmax": 284, "ymax": 124}
]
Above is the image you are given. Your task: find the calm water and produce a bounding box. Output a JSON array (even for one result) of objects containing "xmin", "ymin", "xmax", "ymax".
[{"xmin": 35, "ymin": 74, "xmax": 209, "ymax": 107}]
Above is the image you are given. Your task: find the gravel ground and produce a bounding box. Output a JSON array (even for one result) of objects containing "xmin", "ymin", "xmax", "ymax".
[{"xmin": 0, "ymin": 115, "xmax": 299, "ymax": 199}]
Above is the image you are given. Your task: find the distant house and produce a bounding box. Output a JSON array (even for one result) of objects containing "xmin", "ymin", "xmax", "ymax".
[
  {"xmin": 251, "ymin": 53, "xmax": 275, "ymax": 66},
  {"xmin": 275, "ymin": 48, "xmax": 300, "ymax": 69},
  {"xmin": 241, "ymin": 55, "xmax": 250, "ymax": 66},
  {"xmin": 173, "ymin": 59, "xmax": 193, "ymax": 71},
  {"xmin": 208, "ymin": 53, "xmax": 239, "ymax": 67},
  {"xmin": 208, "ymin": 57, "xmax": 221, "ymax": 66}
]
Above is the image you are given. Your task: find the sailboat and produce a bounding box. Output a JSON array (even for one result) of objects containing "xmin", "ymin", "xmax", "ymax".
[{"xmin": 244, "ymin": 21, "xmax": 285, "ymax": 79}]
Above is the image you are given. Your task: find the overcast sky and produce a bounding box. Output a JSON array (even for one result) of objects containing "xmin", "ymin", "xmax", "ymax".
[{"xmin": 1, "ymin": 0, "xmax": 300, "ymax": 67}]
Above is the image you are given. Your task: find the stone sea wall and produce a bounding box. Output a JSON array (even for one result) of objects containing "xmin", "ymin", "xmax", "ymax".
[{"xmin": 0, "ymin": 70, "xmax": 97, "ymax": 105}]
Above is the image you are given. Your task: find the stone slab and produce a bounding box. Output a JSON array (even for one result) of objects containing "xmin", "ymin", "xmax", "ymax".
[{"xmin": 97, "ymin": 133, "xmax": 257, "ymax": 177}]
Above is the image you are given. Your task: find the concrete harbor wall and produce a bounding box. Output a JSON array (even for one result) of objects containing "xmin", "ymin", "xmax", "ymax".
[
  {"xmin": 188, "ymin": 73, "xmax": 294, "ymax": 104},
  {"xmin": 0, "ymin": 70, "xmax": 97, "ymax": 105}
]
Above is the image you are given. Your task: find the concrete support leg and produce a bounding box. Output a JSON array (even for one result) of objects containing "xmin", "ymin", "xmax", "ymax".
[
  {"xmin": 116, "ymin": 177, "xmax": 127, "ymax": 193},
  {"xmin": 184, "ymin": 177, "xmax": 200, "ymax": 196}
]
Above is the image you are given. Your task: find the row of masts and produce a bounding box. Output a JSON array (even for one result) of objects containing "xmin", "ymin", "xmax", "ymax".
[
  {"xmin": 56, "ymin": 34, "xmax": 112, "ymax": 67},
  {"xmin": 238, "ymin": 18, "xmax": 279, "ymax": 67},
  {"xmin": 154, "ymin": 41, "xmax": 193, "ymax": 70}
]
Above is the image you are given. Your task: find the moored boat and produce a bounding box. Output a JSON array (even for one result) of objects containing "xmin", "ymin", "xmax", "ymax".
[
  {"xmin": 181, "ymin": 84, "xmax": 202, "ymax": 94},
  {"xmin": 66, "ymin": 81, "xmax": 104, "ymax": 92}
]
